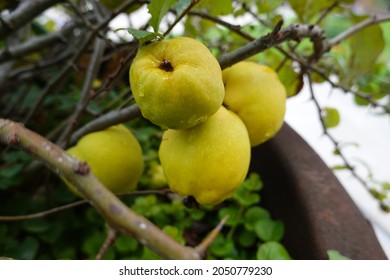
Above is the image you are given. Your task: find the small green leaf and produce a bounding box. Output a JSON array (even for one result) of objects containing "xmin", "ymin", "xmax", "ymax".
[
  {"xmin": 195, "ymin": 0, "xmax": 233, "ymax": 15},
  {"xmin": 369, "ymin": 189, "xmax": 387, "ymax": 201},
  {"xmin": 218, "ymin": 205, "xmax": 241, "ymax": 227},
  {"xmin": 238, "ymin": 230, "xmax": 257, "ymax": 247},
  {"xmin": 242, "ymin": 172, "xmax": 263, "ymax": 191},
  {"xmin": 18, "ymin": 237, "xmax": 40, "ymax": 260},
  {"xmin": 331, "ymin": 165, "xmax": 348, "ymax": 171},
  {"xmin": 148, "ymin": 0, "xmax": 176, "ymax": 32},
  {"xmin": 256, "ymin": 241, "xmax": 292, "ymax": 260},
  {"xmin": 22, "ymin": 219, "xmax": 50, "ymax": 234},
  {"xmin": 209, "ymin": 235, "xmax": 237, "ymax": 258},
  {"xmin": 343, "ymin": 18, "xmax": 384, "ymax": 85},
  {"xmin": 162, "ymin": 225, "xmax": 185, "ymax": 245},
  {"xmin": 327, "ymin": 250, "xmax": 350, "ymax": 260},
  {"xmin": 233, "ymin": 186, "xmax": 260, "ymax": 206},
  {"xmin": 322, "ymin": 107, "xmax": 340, "ymax": 128},
  {"xmin": 254, "ymin": 218, "xmax": 284, "ymax": 242},
  {"xmin": 114, "ymin": 235, "xmax": 138, "ymax": 253},
  {"xmin": 244, "ymin": 206, "xmax": 270, "ymax": 231},
  {"xmin": 126, "ymin": 28, "xmax": 162, "ymax": 44}
]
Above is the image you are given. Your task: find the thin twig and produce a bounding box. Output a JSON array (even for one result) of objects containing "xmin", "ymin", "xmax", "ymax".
[
  {"xmin": 163, "ymin": 0, "xmax": 202, "ymax": 37},
  {"xmin": 277, "ymin": 47, "xmax": 390, "ymax": 114},
  {"xmin": 305, "ymin": 73, "xmax": 371, "ymax": 191},
  {"xmin": 0, "ymin": 189, "xmax": 170, "ymax": 222},
  {"xmin": 0, "ymin": 200, "xmax": 87, "ymax": 221},
  {"xmin": 56, "ymin": 33, "xmax": 106, "ymax": 146},
  {"xmin": 23, "ymin": 31, "xmax": 94, "ymax": 124},
  {"xmin": 327, "ymin": 13, "xmax": 390, "ymax": 48},
  {"xmin": 96, "ymin": 226, "xmax": 118, "ymax": 260}
]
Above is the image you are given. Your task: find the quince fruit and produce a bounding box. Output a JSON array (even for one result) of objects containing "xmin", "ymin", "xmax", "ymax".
[
  {"xmin": 129, "ymin": 37, "xmax": 225, "ymax": 129},
  {"xmin": 222, "ymin": 61, "xmax": 287, "ymax": 147},
  {"xmin": 158, "ymin": 106, "xmax": 251, "ymax": 205},
  {"xmin": 64, "ymin": 124, "xmax": 144, "ymax": 196}
]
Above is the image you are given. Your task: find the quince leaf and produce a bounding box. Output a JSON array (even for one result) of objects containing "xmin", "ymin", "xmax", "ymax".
[
  {"xmin": 126, "ymin": 28, "xmax": 162, "ymax": 45},
  {"xmin": 148, "ymin": 0, "xmax": 176, "ymax": 32},
  {"xmin": 327, "ymin": 250, "xmax": 350, "ymax": 260},
  {"xmin": 256, "ymin": 241, "xmax": 292, "ymax": 260},
  {"xmin": 254, "ymin": 218, "xmax": 284, "ymax": 242},
  {"xmin": 322, "ymin": 107, "xmax": 340, "ymax": 129}
]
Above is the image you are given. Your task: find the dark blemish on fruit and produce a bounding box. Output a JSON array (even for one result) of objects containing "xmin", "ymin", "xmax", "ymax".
[{"xmin": 159, "ymin": 59, "xmax": 174, "ymax": 72}]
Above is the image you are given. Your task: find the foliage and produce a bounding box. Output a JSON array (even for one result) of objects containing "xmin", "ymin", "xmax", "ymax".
[{"xmin": 1, "ymin": 0, "xmax": 390, "ymax": 260}]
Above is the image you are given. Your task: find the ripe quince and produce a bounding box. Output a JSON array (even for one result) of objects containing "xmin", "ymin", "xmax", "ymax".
[
  {"xmin": 129, "ymin": 37, "xmax": 225, "ymax": 129},
  {"xmin": 158, "ymin": 106, "xmax": 251, "ymax": 205},
  {"xmin": 64, "ymin": 124, "xmax": 144, "ymax": 196},
  {"xmin": 222, "ymin": 61, "xmax": 287, "ymax": 147}
]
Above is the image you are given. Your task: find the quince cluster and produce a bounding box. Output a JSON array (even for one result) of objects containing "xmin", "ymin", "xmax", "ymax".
[
  {"xmin": 62, "ymin": 36, "xmax": 286, "ymax": 206},
  {"xmin": 129, "ymin": 37, "xmax": 287, "ymax": 206}
]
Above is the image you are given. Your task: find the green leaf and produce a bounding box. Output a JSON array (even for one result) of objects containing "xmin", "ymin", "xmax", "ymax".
[
  {"xmin": 148, "ymin": 0, "xmax": 176, "ymax": 32},
  {"xmin": 162, "ymin": 225, "xmax": 185, "ymax": 245},
  {"xmin": 327, "ymin": 250, "xmax": 350, "ymax": 260},
  {"xmin": 22, "ymin": 219, "xmax": 50, "ymax": 234},
  {"xmin": 18, "ymin": 237, "xmax": 40, "ymax": 260},
  {"xmin": 244, "ymin": 206, "xmax": 270, "ymax": 231},
  {"xmin": 233, "ymin": 186, "xmax": 260, "ymax": 206},
  {"xmin": 256, "ymin": 241, "xmax": 292, "ymax": 260},
  {"xmin": 254, "ymin": 218, "xmax": 285, "ymax": 242},
  {"xmin": 343, "ymin": 18, "xmax": 385, "ymax": 85},
  {"xmin": 172, "ymin": 0, "xmax": 191, "ymax": 14},
  {"xmin": 195, "ymin": 0, "xmax": 233, "ymax": 15},
  {"xmin": 126, "ymin": 28, "xmax": 162, "ymax": 44},
  {"xmin": 243, "ymin": 172, "xmax": 263, "ymax": 191},
  {"xmin": 114, "ymin": 235, "xmax": 138, "ymax": 253},
  {"xmin": 218, "ymin": 205, "xmax": 241, "ymax": 227},
  {"xmin": 322, "ymin": 107, "xmax": 340, "ymax": 128},
  {"xmin": 331, "ymin": 165, "xmax": 348, "ymax": 171},
  {"xmin": 238, "ymin": 230, "xmax": 257, "ymax": 247},
  {"xmin": 209, "ymin": 235, "xmax": 237, "ymax": 258}
]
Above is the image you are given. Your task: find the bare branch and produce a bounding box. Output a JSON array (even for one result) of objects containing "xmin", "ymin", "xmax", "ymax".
[
  {"xmin": 70, "ymin": 104, "xmax": 142, "ymax": 145},
  {"xmin": 218, "ymin": 20, "xmax": 327, "ymax": 69},
  {"xmin": 56, "ymin": 32, "xmax": 107, "ymax": 146},
  {"xmin": 96, "ymin": 226, "xmax": 118, "ymax": 260},
  {"xmin": 0, "ymin": 0, "xmax": 65, "ymax": 40},
  {"xmin": 163, "ymin": 0, "xmax": 202, "ymax": 37},
  {"xmin": 0, "ymin": 21, "xmax": 78, "ymax": 63},
  {"xmin": 0, "ymin": 200, "xmax": 87, "ymax": 221},
  {"xmin": 305, "ymin": 73, "xmax": 372, "ymax": 192},
  {"xmin": 328, "ymin": 13, "xmax": 390, "ymax": 48}
]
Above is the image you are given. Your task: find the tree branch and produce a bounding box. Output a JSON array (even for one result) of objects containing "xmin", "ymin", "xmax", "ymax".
[
  {"xmin": 0, "ymin": 118, "xmax": 201, "ymax": 260},
  {"xmin": 327, "ymin": 13, "xmax": 390, "ymax": 48},
  {"xmin": 70, "ymin": 104, "xmax": 142, "ymax": 145},
  {"xmin": 0, "ymin": 21, "xmax": 78, "ymax": 63},
  {"xmin": 218, "ymin": 20, "xmax": 327, "ymax": 69},
  {"xmin": 0, "ymin": 0, "xmax": 65, "ymax": 40}
]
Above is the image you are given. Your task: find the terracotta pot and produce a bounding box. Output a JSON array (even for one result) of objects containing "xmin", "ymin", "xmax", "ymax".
[{"xmin": 250, "ymin": 123, "xmax": 387, "ymax": 260}]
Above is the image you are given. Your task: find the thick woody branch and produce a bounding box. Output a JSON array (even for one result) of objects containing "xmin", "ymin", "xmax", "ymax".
[
  {"xmin": 0, "ymin": 0, "xmax": 65, "ymax": 40},
  {"xmin": 218, "ymin": 20, "xmax": 327, "ymax": 69},
  {"xmin": 0, "ymin": 118, "xmax": 201, "ymax": 260}
]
